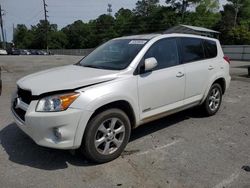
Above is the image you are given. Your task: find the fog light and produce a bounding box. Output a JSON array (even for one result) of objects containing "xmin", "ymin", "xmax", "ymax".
[{"xmin": 54, "ymin": 128, "xmax": 62, "ymax": 140}]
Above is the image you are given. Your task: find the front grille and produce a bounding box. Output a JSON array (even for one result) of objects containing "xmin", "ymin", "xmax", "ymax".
[
  {"xmin": 17, "ymin": 87, "xmax": 32, "ymax": 104},
  {"xmin": 13, "ymin": 106, "xmax": 26, "ymax": 121},
  {"xmin": 13, "ymin": 87, "xmax": 32, "ymax": 122}
]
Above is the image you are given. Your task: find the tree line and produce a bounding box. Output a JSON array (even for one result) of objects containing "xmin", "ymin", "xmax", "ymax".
[{"xmin": 12, "ymin": 0, "xmax": 250, "ymax": 49}]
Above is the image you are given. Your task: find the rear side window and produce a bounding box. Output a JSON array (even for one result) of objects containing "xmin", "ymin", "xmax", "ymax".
[
  {"xmin": 203, "ymin": 39, "xmax": 217, "ymax": 58},
  {"xmin": 181, "ymin": 38, "xmax": 205, "ymax": 63},
  {"xmin": 144, "ymin": 38, "xmax": 179, "ymax": 70}
]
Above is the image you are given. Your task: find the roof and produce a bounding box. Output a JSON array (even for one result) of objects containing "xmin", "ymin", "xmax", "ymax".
[
  {"xmin": 180, "ymin": 25, "xmax": 220, "ymax": 34},
  {"xmin": 117, "ymin": 34, "xmax": 161, "ymax": 40},
  {"xmin": 164, "ymin": 25, "xmax": 220, "ymax": 38}
]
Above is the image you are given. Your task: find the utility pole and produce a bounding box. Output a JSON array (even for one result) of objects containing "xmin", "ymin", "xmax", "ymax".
[
  {"xmin": 181, "ymin": 0, "xmax": 187, "ymax": 23},
  {"xmin": 12, "ymin": 23, "xmax": 14, "ymax": 41},
  {"xmin": 107, "ymin": 4, "xmax": 112, "ymax": 16},
  {"xmin": 43, "ymin": 0, "xmax": 48, "ymax": 52},
  {"xmin": 0, "ymin": 4, "xmax": 6, "ymax": 49},
  {"xmin": 12, "ymin": 23, "xmax": 15, "ymax": 48}
]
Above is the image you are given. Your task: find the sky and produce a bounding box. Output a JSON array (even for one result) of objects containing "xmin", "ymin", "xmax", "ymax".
[{"xmin": 1, "ymin": 0, "xmax": 228, "ymax": 42}]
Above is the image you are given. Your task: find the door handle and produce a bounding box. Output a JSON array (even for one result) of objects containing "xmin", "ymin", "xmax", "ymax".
[
  {"xmin": 176, "ymin": 72, "xmax": 184, "ymax": 78},
  {"xmin": 208, "ymin": 65, "xmax": 214, "ymax": 70}
]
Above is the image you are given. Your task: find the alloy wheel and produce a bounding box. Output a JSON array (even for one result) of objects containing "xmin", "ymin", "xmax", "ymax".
[
  {"xmin": 208, "ymin": 87, "xmax": 221, "ymax": 111},
  {"xmin": 94, "ymin": 118, "xmax": 125, "ymax": 155}
]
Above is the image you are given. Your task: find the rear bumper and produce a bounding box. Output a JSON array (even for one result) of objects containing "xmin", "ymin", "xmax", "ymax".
[
  {"xmin": 225, "ymin": 75, "xmax": 231, "ymax": 90},
  {"xmin": 11, "ymin": 100, "xmax": 86, "ymax": 149}
]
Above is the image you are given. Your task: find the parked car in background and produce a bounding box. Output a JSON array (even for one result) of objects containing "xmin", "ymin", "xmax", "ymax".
[
  {"xmin": 11, "ymin": 33, "xmax": 231, "ymax": 163},
  {"xmin": 11, "ymin": 49, "xmax": 21, "ymax": 55},
  {"xmin": 0, "ymin": 49, "xmax": 7, "ymax": 55},
  {"xmin": 7, "ymin": 49, "xmax": 50, "ymax": 55},
  {"xmin": 21, "ymin": 50, "xmax": 31, "ymax": 55},
  {"xmin": 29, "ymin": 50, "xmax": 39, "ymax": 55},
  {"xmin": 37, "ymin": 50, "xmax": 48, "ymax": 55}
]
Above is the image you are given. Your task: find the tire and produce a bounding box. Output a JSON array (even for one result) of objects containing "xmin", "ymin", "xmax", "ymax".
[
  {"xmin": 81, "ymin": 108, "xmax": 131, "ymax": 163},
  {"xmin": 202, "ymin": 83, "xmax": 222, "ymax": 116}
]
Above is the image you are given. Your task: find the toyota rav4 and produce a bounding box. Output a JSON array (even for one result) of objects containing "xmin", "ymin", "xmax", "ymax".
[{"xmin": 11, "ymin": 34, "xmax": 231, "ymax": 163}]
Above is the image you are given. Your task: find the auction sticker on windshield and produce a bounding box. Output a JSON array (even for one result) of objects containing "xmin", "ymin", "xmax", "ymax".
[{"xmin": 129, "ymin": 40, "xmax": 147, "ymax": 45}]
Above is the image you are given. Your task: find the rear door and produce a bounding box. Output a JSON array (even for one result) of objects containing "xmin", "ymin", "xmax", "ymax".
[
  {"xmin": 202, "ymin": 39, "xmax": 220, "ymax": 76},
  {"xmin": 178, "ymin": 37, "xmax": 210, "ymax": 104}
]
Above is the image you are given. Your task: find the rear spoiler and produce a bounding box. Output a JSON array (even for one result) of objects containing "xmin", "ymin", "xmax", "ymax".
[{"xmin": 0, "ymin": 66, "xmax": 2, "ymax": 95}]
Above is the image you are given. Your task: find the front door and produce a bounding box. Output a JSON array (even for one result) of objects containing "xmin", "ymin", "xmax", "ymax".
[{"xmin": 137, "ymin": 38, "xmax": 185, "ymax": 119}]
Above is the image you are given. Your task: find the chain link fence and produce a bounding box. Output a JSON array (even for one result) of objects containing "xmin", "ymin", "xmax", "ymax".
[
  {"xmin": 48, "ymin": 46, "xmax": 250, "ymax": 61},
  {"xmin": 222, "ymin": 45, "xmax": 250, "ymax": 61}
]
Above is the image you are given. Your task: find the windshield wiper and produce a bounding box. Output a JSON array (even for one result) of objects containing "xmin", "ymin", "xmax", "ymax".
[
  {"xmin": 82, "ymin": 65, "xmax": 102, "ymax": 69},
  {"xmin": 80, "ymin": 64, "xmax": 121, "ymax": 71}
]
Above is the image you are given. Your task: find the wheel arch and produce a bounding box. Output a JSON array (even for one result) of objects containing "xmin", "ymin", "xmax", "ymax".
[
  {"xmin": 201, "ymin": 77, "xmax": 226, "ymax": 104},
  {"xmin": 73, "ymin": 99, "xmax": 138, "ymax": 148},
  {"xmin": 213, "ymin": 77, "xmax": 226, "ymax": 94},
  {"xmin": 88, "ymin": 100, "xmax": 137, "ymax": 129}
]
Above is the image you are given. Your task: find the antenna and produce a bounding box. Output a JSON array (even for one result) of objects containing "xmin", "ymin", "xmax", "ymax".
[{"xmin": 107, "ymin": 4, "xmax": 112, "ymax": 16}]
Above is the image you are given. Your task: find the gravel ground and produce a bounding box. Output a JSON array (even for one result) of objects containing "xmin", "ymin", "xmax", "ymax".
[{"xmin": 0, "ymin": 55, "xmax": 250, "ymax": 188}]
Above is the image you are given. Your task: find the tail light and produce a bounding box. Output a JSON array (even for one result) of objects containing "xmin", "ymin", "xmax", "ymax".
[{"xmin": 223, "ymin": 56, "xmax": 230, "ymax": 64}]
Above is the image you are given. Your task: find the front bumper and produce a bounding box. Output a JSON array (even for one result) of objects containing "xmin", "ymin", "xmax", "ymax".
[{"xmin": 11, "ymin": 100, "xmax": 85, "ymax": 149}]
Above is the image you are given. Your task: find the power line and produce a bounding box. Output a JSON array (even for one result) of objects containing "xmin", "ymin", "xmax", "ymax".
[{"xmin": 26, "ymin": 10, "xmax": 43, "ymax": 24}]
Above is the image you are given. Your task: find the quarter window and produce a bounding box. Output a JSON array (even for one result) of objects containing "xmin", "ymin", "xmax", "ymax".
[
  {"xmin": 181, "ymin": 38, "xmax": 205, "ymax": 63},
  {"xmin": 144, "ymin": 38, "xmax": 179, "ymax": 70},
  {"xmin": 203, "ymin": 39, "xmax": 217, "ymax": 58}
]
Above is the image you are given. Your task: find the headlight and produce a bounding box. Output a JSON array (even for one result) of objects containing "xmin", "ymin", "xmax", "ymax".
[{"xmin": 36, "ymin": 92, "xmax": 80, "ymax": 112}]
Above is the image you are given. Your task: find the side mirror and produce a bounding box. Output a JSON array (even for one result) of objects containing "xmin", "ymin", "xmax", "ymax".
[{"xmin": 144, "ymin": 57, "xmax": 158, "ymax": 72}]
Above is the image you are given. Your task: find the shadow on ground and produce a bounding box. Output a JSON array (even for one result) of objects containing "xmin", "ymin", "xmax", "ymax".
[{"xmin": 0, "ymin": 108, "xmax": 206, "ymax": 170}]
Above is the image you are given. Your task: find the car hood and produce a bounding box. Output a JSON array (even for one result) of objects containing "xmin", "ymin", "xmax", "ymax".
[{"xmin": 17, "ymin": 65, "xmax": 118, "ymax": 95}]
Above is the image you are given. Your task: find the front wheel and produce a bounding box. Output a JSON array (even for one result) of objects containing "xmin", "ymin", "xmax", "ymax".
[
  {"xmin": 202, "ymin": 83, "xmax": 222, "ymax": 116},
  {"xmin": 81, "ymin": 108, "xmax": 131, "ymax": 163}
]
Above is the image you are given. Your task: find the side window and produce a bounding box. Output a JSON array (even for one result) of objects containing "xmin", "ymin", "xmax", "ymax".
[
  {"xmin": 181, "ymin": 38, "xmax": 205, "ymax": 63},
  {"xmin": 203, "ymin": 39, "xmax": 217, "ymax": 58},
  {"xmin": 144, "ymin": 38, "xmax": 179, "ymax": 70}
]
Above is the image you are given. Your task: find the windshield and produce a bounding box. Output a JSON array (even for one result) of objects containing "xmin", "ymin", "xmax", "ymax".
[{"xmin": 78, "ymin": 39, "xmax": 148, "ymax": 70}]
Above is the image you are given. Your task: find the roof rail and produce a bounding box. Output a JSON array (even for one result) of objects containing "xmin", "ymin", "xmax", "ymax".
[{"xmin": 164, "ymin": 25, "xmax": 220, "ymax": 38}]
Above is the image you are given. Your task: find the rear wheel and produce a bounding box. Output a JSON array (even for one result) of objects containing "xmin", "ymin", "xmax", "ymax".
[
  {"xmin": 81, "ymin": 108, "xmax": 131, "ymax": 163},
  {"xmin": 202, "ymin": 83, "xmax": 222, "ymax": 116}
]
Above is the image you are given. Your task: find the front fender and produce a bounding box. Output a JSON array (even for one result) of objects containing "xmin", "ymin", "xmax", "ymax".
[{"xmin": 72, "ymin": 77, "xmax": 139, "ymax": 147}]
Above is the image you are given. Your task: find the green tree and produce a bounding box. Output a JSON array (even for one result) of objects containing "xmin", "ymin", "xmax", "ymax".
[
  {"xmin": 114, "ymin": 8, "xmax": 135, "ymax": 36},
  {"xmin": 13, "ymin": 24, "xmax": 34, "ymax": 48},
  {"xmin": 228, "ymin": 0, "xmax": 250, "ymax": 25},
  {"xmin": 95, "ymin": 14, "xmax": 117, "ymax": 43},
  {"xmin": 62, "ymin": 20, "xmax": 91, "ymax": 48},
  {"xmin": 216, "ymin": 0, "xmax": 250, "ymax": 44},
  {"xmin": 183, "ymin": 0, "xmax": 220, "ymax": 29},
  {"xmin": 166, "ymin": 0, "xmax": 200, "ymax": 22},
  {"xmin": 196, "ymin": 0, "xmax": 219, "ymax": 13},
  {"xmin": 48, "ymin": 31, "xmax": 68, "ymax": 49},
  {"xmin": 29, "ymin": 20, "xmax": 58, "ymax": 49},
  {"xmin": 228, "ymin": 24, "xmax": 250, "ymax": 44},
  {"xmin": 134, "ymin": 0, "xmax": 159, "ymax": 17}
]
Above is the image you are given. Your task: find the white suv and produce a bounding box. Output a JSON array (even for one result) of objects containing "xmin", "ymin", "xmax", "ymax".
[{"xmin": 11, "ymin": 34, "xmax": 231, "ymax": 163}]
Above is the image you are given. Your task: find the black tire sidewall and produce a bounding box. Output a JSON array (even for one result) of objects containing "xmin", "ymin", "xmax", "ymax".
[
  {"xmin": 81, "ymin": 108, "xmax": 131, "ymax": 163},
  {"xmin": 204, "ymin": 83, "xmax": 222, "ymax": 116}
]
